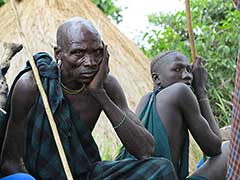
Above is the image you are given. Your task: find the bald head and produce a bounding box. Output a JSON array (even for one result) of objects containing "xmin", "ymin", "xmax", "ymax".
[
  {"xmin": 56, "ymin": 17, "xmax": 102, "ymax": 50},
  {"xmin": 150, "ymin": 51, "xmax": 180, "ymax": 75}
]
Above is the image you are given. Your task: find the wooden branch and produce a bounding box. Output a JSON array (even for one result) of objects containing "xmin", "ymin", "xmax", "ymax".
[
  {"xmin": 10, "ymin": 1, "xmax": 73, "ymax": 179},
  {"xmin": 185, "ymin": 0, "xmax": 197, "ymax": 63}
]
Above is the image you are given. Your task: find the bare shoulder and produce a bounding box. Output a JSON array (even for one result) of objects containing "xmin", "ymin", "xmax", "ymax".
[
  {"xmin": 135, "ymin": 92, "xmax": 152, "ymax": 116},
  {"xmin": 103, "ymin": 74, "xmax": 124, "ymax": 94},
  {"xmin": 139, "ymin": 92, "xmax": 152, "ymax": 104},
  {"xmin": 163, "ymin": 83, "xmax": 192, "ymax": 95},
  {"xmin": 12, "ymin": 71, "xmax": 38, "ymax": 109},
  {"xmin": 104, "ymin": 74, "xmax": 119, "ymax": 87},
  {"xmin": 159, "ymin": 83, "xmax": 195, "ymax": 103},
  {"xmin": 103, "ymin": 74, "xmax": 128, "ymax": 109}
]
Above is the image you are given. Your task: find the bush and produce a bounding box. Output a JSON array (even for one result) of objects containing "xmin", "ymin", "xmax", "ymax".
[{"xmin": 138, "ymin": 0, "xmax": 240, "ymax": 127}]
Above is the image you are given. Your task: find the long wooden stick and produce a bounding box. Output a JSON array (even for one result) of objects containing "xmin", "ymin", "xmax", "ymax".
[
  {"xmin": 185, "ymin": 0, "xmax": 208, "ymax": 162},
  {"xmin": 10, "ymin": 1, "xmax": 73, "ymax": 179},
  {"xmin": 185, "ymin": 0, "xmax": 197, "ymax": 63}
]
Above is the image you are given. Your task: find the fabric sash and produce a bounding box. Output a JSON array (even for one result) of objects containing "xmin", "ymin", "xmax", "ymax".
[
  {"xmin": 3, "ymin": 52, "xmax": 101, "ymax": 179},
  {"xmin": 116, "ymin": 88, "xmax": 189, "ymax": 180}
]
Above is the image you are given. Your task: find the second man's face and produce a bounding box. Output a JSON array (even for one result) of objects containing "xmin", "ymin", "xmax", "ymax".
[{"xmin": 156, "ymin": 53, "xmax": 193, "ymax": 88}]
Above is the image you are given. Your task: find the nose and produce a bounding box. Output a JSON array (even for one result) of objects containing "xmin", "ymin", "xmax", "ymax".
[
  {"xmin": 182, "ymin": 69, "xmax": 193, "ymax": 81},
  {"xmin": 83, "ymin": 54, "xmax": 97, "ymax": 68}
]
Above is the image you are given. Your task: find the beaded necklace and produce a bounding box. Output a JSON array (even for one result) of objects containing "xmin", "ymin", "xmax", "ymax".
[{"xmin": 59, "ymin": 66, "xmax": 86, "ymax": 95}]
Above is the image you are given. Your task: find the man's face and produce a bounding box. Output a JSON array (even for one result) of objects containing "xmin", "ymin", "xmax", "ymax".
[
  {"xmin": 154, "ymin": 52, "xmax": 193, "ymax": 88},
  {"xmin": 60, "ymin": 25, "xmax": 103, "ymax": 84}
]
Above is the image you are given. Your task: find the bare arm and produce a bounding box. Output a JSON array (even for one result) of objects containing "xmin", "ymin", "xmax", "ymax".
[
  {"xmin": 91, "ymin": 75, "xmax": 155, "ymax": 159},
  {"xmin": 192, "ymin": 58, "xmax": 221, "ymax": 143},
  {"xmin": 87, "ymin": 45, "xmax": 154, "ymax": 159},
  {"xmin": 175, "ymin": 83, "xmax": 222, "ymax": 156},
  {"xmin": 0, "ymin": 72, "xmax": 37, "ymax": 175}
]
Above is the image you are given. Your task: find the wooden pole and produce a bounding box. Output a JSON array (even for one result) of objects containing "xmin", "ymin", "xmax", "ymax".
[
  {"xmin": 185, "ymin": 0, "xmax": 197, "ymax": 63},
  {"xmin": 185, "ymin": 0, "xmax": 208, "ymax": 162},
  {"xmin": 10, "ymin": 1, "xmax": 73, "ymax": 179}
]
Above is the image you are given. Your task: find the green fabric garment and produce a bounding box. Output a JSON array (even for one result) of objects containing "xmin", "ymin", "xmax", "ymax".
[
  {"xmin": 5, "ymin": 52, "xmax": 101, "ymax": 179},
  {"xmin": 116, "ymin": 88, "xmax": 190, "ymax": 180},
  {"xmin": 186, "ymin": 175, "xmax": 208, "ymax": 180},
  {"xmin": 91, "ymin": 157, "xmax": 177, "ymax": 180},
  {"xmin": 1, "ymin": 52, "xmax": 178, "ymax": 180}
]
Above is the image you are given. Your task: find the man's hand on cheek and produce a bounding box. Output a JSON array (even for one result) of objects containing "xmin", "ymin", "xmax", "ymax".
[{"xmin": 87, "ymin": 43, "xmax": 110, "ymax": 92}]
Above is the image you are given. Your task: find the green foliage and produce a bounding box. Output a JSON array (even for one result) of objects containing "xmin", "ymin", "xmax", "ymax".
[
  {"xmin": 91, "ymin": 0, "xmax": 123, "ymax": 23},
  {"xmin": 0, "ymin": 0, "xmax": 5, "ymax": 7},
  {"xmin": 139, "ymin": 0, "xmax": 240, "ymax": 127}
]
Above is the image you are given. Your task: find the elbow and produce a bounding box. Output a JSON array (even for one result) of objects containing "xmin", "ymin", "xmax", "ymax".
[
  {"xmin": 134, "ymin": 137, "xmax": 155, "ymax": 159},
  {"xmin": 204, "ymin": 138, "xmax": 222, "ymax": 156}
]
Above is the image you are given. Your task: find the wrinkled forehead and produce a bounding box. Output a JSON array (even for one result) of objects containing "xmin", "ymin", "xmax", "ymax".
[
  {"xmin": 66, "ymin": 24, "xmax": 102, "ymax": 46},
  {"xmin": 68, "ymin": 23, "xmax": 102, "ymax": 43},
  {"xmin": 58, "ymin": 19, "xmax": 102, "ymax": 49}
]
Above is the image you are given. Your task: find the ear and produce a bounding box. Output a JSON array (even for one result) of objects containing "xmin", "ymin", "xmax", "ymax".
[
  {"xmin": 152, "ymin": 73, "xmax": 161, "ymax": 86},
  {"xmin": 54, "ymin": 46, "xmax": 62, "ymax": 63}
]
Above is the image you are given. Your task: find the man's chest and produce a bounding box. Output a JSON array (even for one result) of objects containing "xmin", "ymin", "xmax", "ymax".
[{"xmin": 64, "ymin": 92, "xmax": 102, "ymax": 129}]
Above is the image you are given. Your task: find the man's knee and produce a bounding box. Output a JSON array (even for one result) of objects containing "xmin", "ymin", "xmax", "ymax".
[
  {"xmin": 148, "ymin": 157, "xmax": 176, "ymax": 176},
  {"xmin": 221, "ymin": 141, "xmax": 230, "ymax": 154}
]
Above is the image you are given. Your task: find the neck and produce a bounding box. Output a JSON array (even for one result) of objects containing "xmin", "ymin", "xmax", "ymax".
[{"xmin": 59, "ymin": 68, "xmax": 86, "ymax": 95}]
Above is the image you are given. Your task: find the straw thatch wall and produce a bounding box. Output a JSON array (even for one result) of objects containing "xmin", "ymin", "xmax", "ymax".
[{"xmin": 0, "ymin": 0, "xmax": 201, "ymax": 171}]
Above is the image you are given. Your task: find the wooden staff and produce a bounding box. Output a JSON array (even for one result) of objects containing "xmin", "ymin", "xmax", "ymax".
[
  {"xmin": 185, "ymin": 0, "xmax": 197, "ymax": 63},
  {"xmin": 10, "ymin": 1, "xmax": 73, "ymax": 179},
  {"xmin": 185, "ymin": 0, "xmax": 208, "ymax": 162}
]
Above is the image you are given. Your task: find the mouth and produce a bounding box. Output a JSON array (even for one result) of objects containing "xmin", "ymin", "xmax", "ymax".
[
  {"xmin": 81, "ymin": 71, "xmax": 96, "ymax": 78},
  {"xmin": 183, "ymin": 81, "xmax": 192, "ymax": 86}
]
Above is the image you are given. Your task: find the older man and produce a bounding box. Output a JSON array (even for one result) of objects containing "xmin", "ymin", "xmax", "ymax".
[{"xmin": 0, "ymin": 17, "xmax": 177, "ymax": 179}]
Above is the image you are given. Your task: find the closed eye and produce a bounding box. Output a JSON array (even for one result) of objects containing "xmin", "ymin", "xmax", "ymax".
[{"xmin": 70, "ymin": 49, "xmax": 85, "ymax": 56}]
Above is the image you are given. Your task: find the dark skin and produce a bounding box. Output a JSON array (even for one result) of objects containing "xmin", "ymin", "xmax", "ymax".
[
  {"xmin": 136, "ymin": 51, "xmax": 229, "ymax": 180},
  {"xmin": 0, "ymin": 17, "xmax": 155, "ymax": 175}
]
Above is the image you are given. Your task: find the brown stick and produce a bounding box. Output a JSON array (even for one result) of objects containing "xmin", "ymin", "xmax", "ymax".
[
  {"xmin": 10, "ymin": 1, "xmax": 73, "ymax": 179},
  {"xmin": 185, "ymin": 0, "xmax": 208, "ymax": 162},
  {"xmin": 185, "ymin": 0, "xmax": 197, "ymax": 63}
]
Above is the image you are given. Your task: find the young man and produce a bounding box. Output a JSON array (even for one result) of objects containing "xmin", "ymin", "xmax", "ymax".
[
  {"xmin": 117, "ymin": 51, "xmax": 229, "ymax": 180},
  {"xmin": 0, "ymin": 17, "xmax": 177, "ymax": 179}
]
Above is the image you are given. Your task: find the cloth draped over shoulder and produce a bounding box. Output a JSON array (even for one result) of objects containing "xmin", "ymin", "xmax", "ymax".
[
  {"xmin": 116, "ymin": 88, "xmax": 207, "ymax": 180},
  {"xmin": 116, "ymin": 88, "xmax": 189, "ymax": 180},
  {"xmin": 0, "ymin": 52, "xmax": 177, "ymax": 180},
  {"xmin": 6, "ymin": 52, "xmax": 101, "ymax": 179},
  {"xmin": 226, "ymin": 49, "xmax": 240, "ymax": 179}
]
